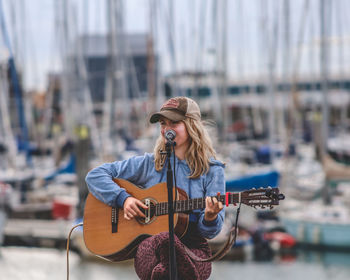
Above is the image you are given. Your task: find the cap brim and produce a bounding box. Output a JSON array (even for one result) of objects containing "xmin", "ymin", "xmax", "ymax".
[{"xmin": 149, "ymin": 111, "xmax": 186, "ymax": 123}]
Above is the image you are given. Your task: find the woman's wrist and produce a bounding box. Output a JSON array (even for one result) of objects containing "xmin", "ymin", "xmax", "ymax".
[{"xmin": 204, "ymin": 213, "xmax": 217, "ymax": 222}]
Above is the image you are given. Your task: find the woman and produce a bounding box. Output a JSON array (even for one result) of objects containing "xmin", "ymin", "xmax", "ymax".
[{"xmin": 85, "ymin": 96, "xmax": 225, "ymax": 280}]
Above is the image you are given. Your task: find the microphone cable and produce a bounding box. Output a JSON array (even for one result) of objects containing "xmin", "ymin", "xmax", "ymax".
[{"xmin": 66, "ymin": 222, "xmax": 83, "ymax": 280}]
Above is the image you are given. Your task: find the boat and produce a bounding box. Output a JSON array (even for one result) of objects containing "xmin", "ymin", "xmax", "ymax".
[
  {"xmin": 327, "ymin": 134, "xmax": 350, "ymax": 166},
  {"xmin": 226, "ymin": 170, "xmax": 279, "ymax": 192},
  {"xmin": 280, "ymin": 199, "xmax": 350, "ymax": 248}
]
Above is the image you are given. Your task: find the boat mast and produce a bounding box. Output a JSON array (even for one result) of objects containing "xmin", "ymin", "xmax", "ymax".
[
  {"xmin": 280, "ymin": 0, "xmax": 290, "ymax": 156},
  {"xmin": 0, "ymin": 64, "xmax": 17, "ymax": 169},
  {"xmin": 0, "ymin": 0, "xmax": 31, "ymax": 164},
  {"xmin": 260, "ymin": 0, "xmax": 278, "ymax": 166},
  {"xmin": 320, "ymin": 0, "xmax": 330, "ymax": 154},
  {"xmin": 220, "ymin": 0, "xmax": 228, "ymax": 142}
]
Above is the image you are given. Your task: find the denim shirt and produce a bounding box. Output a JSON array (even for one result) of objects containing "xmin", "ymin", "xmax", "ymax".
[{"xmin": 85, "ymin": 153, "xmax": 225, "ymax": 239}]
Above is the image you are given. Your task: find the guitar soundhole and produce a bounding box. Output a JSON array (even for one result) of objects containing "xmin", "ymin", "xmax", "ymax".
[{"xmin": 137, "ymin": 198, "xmax": 157, "ymax": 225}]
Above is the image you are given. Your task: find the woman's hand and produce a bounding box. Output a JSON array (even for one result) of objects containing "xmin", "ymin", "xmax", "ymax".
[
  {"xmin": 204, "ymin": 196, "xmax": 224, "ymax": 222},
  {"xmin": 123, "ymin": 197, "xmax": 148, "ymax": 220}
]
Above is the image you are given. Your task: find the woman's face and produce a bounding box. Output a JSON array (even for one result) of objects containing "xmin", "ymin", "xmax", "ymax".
[{"xmin": 159, "ymin": 117, "xmax": 190, "ymax": 149}]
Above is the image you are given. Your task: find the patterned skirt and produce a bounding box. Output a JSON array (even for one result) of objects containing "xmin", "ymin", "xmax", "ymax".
[{"xmin": 134, "ymin": 224, "xmax": 212, "ymax": 280}]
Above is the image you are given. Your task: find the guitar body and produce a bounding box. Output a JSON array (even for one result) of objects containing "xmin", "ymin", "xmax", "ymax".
[{"xmin": 83, "ymin": 178, "xmax": 189, "ymax": 262}]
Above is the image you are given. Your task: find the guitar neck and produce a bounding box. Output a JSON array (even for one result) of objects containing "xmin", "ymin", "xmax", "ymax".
[{"xmin": 155, "ymin": 193, "xmax": 241, "ymax": 216}]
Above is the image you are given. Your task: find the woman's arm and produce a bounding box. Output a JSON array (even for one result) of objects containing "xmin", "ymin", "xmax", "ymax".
[
  {"xmin": 197, "ymin": 164, "xmax": 225, "ymax": 239},
  {"xmin": 85, "ymin": 153, "xmax": 153, "ymax": 208}
]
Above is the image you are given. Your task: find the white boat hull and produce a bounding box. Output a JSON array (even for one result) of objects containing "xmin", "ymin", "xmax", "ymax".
[{"xmin": 281, "ymin": 217, "xmax": 350, "ymax": 247}]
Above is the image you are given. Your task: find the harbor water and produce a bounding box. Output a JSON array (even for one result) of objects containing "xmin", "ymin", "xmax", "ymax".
[{"xmin": 1, "ymin": 246, "xmax": 350, "ymax": 280}]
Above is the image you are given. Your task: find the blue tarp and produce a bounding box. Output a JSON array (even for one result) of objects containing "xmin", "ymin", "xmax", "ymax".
[
  {"xmin": 44, "ymin": 155, "xmax": 76, "ymax": 182},
  {"xmin": 226, "ymin": 170, "xmax": 279, "ymax": 192}
]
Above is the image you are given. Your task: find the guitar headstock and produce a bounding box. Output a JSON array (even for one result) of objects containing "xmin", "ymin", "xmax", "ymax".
[{"xmin": 241, "ymin": 187, "xmax": 285, "ymax": 209}]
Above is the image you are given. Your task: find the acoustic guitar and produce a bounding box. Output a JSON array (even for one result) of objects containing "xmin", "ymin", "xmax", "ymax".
[{"xmin": 83, "ymin": 178, "xmax": 284, "ymax": 262}]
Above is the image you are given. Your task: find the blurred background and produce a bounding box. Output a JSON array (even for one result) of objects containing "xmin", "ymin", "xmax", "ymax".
[{"xmin": 1, "ymin": 0, "xmax": 350, "ymax": 279}]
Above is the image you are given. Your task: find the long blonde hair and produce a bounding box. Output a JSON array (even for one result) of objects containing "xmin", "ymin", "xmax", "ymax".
[{"xmin": 154, "ymin": 118, "xmax": 217, "ymax": 178}]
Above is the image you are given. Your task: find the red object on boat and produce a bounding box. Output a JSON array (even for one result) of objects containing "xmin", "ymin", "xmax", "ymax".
[
  {"xmin": 52, "ymin": 200, "xmax": 72, "ymax": 219},
  {"xmin": 264, "ymin": 232, "xmax": 296, "ymax": 248}
]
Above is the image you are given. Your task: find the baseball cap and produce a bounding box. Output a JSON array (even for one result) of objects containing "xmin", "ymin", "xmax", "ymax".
[{"xmin": 149, "ymin": 97, "xmax": 201, "ymax": 123}]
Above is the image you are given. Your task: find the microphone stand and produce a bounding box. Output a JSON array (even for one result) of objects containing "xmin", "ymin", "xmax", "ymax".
[{"xmin": 164, "ymin": 140, "xmax": 177, "ymax": 280}]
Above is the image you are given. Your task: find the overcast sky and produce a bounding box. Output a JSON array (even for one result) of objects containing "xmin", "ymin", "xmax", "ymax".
[{"xmin": 1, "ymin": 0, "xmax": 350, "ymax": 92}]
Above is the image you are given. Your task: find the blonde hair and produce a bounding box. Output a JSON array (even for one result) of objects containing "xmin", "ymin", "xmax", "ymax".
[{"xmin": 154, "ymin": 118, "xmax": 217, "ymax": 178}]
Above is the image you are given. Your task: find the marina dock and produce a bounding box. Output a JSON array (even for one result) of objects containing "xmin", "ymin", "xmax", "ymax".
[{"xmin": 3, "ymin": 218, "xmax": 75, "ymax": 249}]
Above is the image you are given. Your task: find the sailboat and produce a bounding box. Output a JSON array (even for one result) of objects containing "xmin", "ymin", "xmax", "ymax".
[
  {"xmin": 280, "ymin": 199, "xmax": 350, "ymax": 248},
  {"xmin": 280, "ymin": 0, "xmax": 350, "ymax": 249}
]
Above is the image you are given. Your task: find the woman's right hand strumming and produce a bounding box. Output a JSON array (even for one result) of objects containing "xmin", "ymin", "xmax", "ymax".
[{"xmin": 123, "ymin": 197, "xmax": 148, "ymax": 220}]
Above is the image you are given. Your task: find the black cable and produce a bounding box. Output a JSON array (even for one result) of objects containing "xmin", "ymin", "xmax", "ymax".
[
  {"xmin": 66, "ymin": 223, "xmax": 83, "ymax": 280},
  {"xmin": 233, "ymin": 202, "xmax": 242, "ymax": 244}
]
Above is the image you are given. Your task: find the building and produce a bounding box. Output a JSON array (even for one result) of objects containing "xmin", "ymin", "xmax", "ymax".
[{"xmin": 69, "ymin": 33, "xmax": 157, "ymax": 106}]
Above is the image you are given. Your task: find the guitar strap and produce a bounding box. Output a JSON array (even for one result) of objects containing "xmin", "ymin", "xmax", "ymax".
[
  {"xmin": 185, "ymin": 204, "xmax": 241, "ymax": 263},
  {"xmin": 184, "ymin": 225, "xmax": 238, "ymax": 262}
]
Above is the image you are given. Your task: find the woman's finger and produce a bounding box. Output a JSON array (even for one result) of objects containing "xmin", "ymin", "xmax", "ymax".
[
  {"xmin": 132, "ymin": 204, "xmax": 146, "ymax": 218},
  {"xmin": 127, "ymin": 207, "xmax": 137, "ymax": 217},
  {"xmin": 206, "ymin": 197, "xmax": 212, "ymax": 207},
  {"xmin": 124, "ymin": 213, "xmax": 131, "ymax": 220},
  {"xmin": 136, "ymin": 200, "xmax": 148, "ymax": 209},
  {"xmin": 218, "ymin": 201, "xmax": 223, "ymax": 210}
]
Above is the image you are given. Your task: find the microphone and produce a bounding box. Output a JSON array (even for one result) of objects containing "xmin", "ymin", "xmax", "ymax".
[{"xmin": 164, "ymin": 129, "xmax": 176, "ymax": 142}]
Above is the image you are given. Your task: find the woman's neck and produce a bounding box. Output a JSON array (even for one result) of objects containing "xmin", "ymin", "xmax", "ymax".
[
  {"xmin": 174, "ymin": 142, "xmax": 188, "ymax": 160},
  {"xmin": 175, "ymin": 150, "xmax": 185, "ymax": 160}
]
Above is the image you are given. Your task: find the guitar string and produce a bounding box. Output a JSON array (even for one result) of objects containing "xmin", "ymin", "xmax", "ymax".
[{"xmin": 152, "ymin": 191, "xmax": 276, "ymax": 216}]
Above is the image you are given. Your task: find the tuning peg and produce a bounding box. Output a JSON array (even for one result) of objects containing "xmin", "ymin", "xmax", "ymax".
[{"xmin": 265, "ymin": 189, "xmax": 272, "ymax": 197}]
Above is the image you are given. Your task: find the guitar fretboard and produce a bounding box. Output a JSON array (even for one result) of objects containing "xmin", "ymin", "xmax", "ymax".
[{"xmin": 155, "ymin": 194, "xmax": 241, "ymax": 216}]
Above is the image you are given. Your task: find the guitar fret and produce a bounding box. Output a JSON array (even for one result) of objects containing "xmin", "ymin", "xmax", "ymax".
[
  {"xmin": 162, "ymin": 202, "xmax": 166, "ymax": 215},
  {"xmin": 155, "ymin": 191, "xmax": 254, "ymax": 216}
]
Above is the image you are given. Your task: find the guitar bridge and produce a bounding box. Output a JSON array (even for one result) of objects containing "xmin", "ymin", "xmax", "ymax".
[{"xmin": 111, "ymin": 207, "xmax": 119, "ymax": 233}]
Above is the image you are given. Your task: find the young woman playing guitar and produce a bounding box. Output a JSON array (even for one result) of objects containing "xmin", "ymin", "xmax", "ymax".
[{"xmin": 85, "ymin": 96, "xmax": 225, "ymax": 280}]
